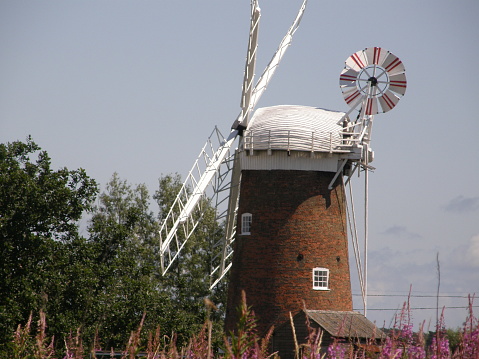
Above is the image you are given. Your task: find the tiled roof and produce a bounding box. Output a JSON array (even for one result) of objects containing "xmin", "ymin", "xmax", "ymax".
[{"xmin": 304, "ymin": 310, "xmax": 386, "ymax": 339}]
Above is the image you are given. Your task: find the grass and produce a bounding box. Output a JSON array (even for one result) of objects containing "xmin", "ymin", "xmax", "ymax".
[{"xmin": 5, "ymin": 295, "xmax": 478, "ymax": 359}]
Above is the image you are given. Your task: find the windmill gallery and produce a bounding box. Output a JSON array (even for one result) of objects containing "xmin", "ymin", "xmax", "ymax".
[{"xmin": 157, "ymin": 1, "xmax": 406, "ymax": 357}]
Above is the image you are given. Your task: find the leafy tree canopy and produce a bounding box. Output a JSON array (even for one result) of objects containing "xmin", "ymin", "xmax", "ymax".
[
  {"xmin": 0, "ymin": 136, "xmax": 98, "ymax": 348},
  {"xmin": 0, "ymin": 138, "xmax": 226, "ymax": 353}
]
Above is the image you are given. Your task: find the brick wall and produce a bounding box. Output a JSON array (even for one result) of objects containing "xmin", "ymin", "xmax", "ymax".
[{"xmin": 225, "ymin": 170, "xmax": 352, "ymax": 334}]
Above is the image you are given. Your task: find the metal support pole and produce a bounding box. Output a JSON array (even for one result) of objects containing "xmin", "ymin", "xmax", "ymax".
[{"xmin": 364, "ymin": 158, "xmax": 369, "ymax": 317}]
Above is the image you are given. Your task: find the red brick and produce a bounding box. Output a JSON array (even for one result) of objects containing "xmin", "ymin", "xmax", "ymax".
[{"xmin": 225, "ymin": 170, "xmax": 352, "ymax": 334}]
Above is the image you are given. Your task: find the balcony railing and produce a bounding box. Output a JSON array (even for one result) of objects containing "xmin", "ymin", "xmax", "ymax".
[{"xmin": 241, "ymin": 129, "xmax": 360, "ymax": 154}]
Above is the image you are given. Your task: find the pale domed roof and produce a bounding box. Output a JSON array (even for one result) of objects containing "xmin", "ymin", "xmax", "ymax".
[{"xmin": 244, "ymin": 105, "xmax": 346, "ymax": 153}]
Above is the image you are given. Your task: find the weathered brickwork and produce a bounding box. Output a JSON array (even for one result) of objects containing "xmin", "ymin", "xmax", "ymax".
[{"xmin": 225, "ymin": 170, "xmax": 353, "ymax": 334}]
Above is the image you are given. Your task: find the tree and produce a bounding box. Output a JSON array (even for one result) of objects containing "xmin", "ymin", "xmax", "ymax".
[
  {"xmin": 0, "ymin": 137, "xmax": 228, "ymax": 352},
  {"xmin": 86, "ymin": 173, "xmax": 227, "ymax": 348},
  {"xmin": 87, "ymin": 173, "xmax": 172, "ymax": 348},
  {"xmin": 0, "ymin": 136, "xmax": 98, "ymax": 349},
  {"xmin": 154, "ymin": 174, "xmax": 227, "ymax": 346}
]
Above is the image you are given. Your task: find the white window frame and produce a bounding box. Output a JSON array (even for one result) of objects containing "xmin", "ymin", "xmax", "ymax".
[
  {"xmin": 312, "ymin": 267, "xmax": 329, "ymax": 290},
  {"xmin": 241, "ymin": 213, "xmax": 252, "ymax": 235}
]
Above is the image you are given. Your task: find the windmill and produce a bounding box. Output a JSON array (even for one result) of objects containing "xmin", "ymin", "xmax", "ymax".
[{"xmin": 158, "ymin": 0, "xmax": 407, "ymax": 335}]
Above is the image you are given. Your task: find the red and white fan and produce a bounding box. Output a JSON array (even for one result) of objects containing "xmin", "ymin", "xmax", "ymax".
[{"xmin": 340, "ymin": 47, "xmax": 407, "ymax": 115}]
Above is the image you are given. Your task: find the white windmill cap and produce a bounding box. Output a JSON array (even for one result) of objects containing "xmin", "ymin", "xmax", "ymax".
[{"xmin": 245, "ymin": 105, "xmax": 346, "ymax": 153}]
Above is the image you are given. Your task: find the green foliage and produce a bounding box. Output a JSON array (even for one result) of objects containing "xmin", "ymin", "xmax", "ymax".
[
  {"xmin": 446, "ymin": 328, "xmax": 461, "ymax": 353},
  {"xmin": 154, "ymin": 174, "xmax": 227, "ymax": 345},
  {"xmin": 0, "ymin": 138, "xmax": 227, "ymax": 354},
  {"xmin": 0, "ymin": 137, "xmax": 98, "ymax": 352},
  {"xmin": 4, "ymin": 301, "xmax": 479, "ymax": 359},
  {"xmin": 221, "ymin": 292, "xmax": 273, "ymax": 359},
  {"xmin": 86, "ymin": 173, "xmax": 173, "ymax": 348},
  {"xmin": 81, "ymin": 172, "xmax": 225, "ymax": 349}
]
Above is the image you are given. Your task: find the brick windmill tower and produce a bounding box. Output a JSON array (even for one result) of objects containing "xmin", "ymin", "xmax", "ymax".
[
  {"xmin": 158, "ymin": 0, "xmax": 406, "ymax": 339},
  {"xmin": 224, "ymin": 105, "xmax": 354, "ymax": 334}
]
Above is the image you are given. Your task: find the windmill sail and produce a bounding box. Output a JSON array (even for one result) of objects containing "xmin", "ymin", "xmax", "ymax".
[
  {"xmin": 240, "ymin": 1, "xmax": 261, "ymax": 128},
  {"xmin": 159, "ymin": 127, "xmax": 237, "ymax": 274},
  {"xmin": 233, "ymin": 0, "xmax": 308, "ymax": 130},
  {"xmin": 159, "ymin": 0, "xmax": 309, "ymax": 280}
]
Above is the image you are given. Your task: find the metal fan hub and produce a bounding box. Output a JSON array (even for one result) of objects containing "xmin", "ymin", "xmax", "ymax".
[
  {"xmin": 356, "ymin": 64, "xmax": 390, "ymax": 98},
  {"xmin": 368, "ymin": 77, "xmax": 377, "ymax": 86}
]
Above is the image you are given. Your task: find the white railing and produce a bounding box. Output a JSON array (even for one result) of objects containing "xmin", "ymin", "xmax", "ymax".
[{"xmin": 241, "ymin": 129, "xmax": 361, "ymax": 153}]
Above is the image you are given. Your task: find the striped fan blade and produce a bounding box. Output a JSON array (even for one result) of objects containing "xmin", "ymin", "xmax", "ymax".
[
  {"xmin": 364, "ymin": 47, "xmax": 389, "ymax": 66},
  {"xmin": 342, "ymin": 87, "xmax": 363, "ymax": 106},
  {"xmin": 340, "ymin": 68, "xmax": 359, "ymax": 88},
  {"xmin": 388, "ymin": 73, "xmax": 407, "ymax": 96},
  {"xmin": 365, "ymin": 97, "xmax": 379, "ymax": 115},
  {"xmin": 345, "ymin": 49, "xmax": 368, "ymax": 70},
  {"xmin": 378, "ymin": 90, "xmax": 400, "ymax": 112},
  {"xmin": 381, "ymin": 53, "xmax": 405, "ymax": 76}
]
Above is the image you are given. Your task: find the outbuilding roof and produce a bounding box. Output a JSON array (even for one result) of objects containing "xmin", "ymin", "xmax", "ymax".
[{"xmin": 303, "ymin": 310, "xmax": 386, "ymax": 339}]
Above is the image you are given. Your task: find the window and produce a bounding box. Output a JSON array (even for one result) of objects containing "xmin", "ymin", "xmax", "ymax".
[
  {"xmin": 312, "ymin": 268, "xmax": 329, "ymax": 290},
  {"xmin": 241, "ymin": 213, "xmax": 252, "ymax": 235}
]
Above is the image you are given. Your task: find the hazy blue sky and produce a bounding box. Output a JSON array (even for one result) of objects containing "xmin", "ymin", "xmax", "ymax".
[{"xmin": 1, "ymin": 0, "xmax": 478, "ymax": 329}]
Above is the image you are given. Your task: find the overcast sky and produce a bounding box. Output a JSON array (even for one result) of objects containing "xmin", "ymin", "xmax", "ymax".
[{"xmin": 1, "ymin": 0, "xmax": 478, "ymax": 330}]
